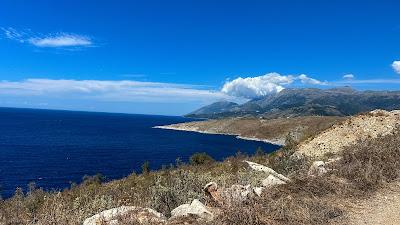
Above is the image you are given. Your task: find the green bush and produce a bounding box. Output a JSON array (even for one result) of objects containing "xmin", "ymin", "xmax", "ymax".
[
  {"xmin": 82, "ymin": 173, "xmax": 105, "ymax": 185},
  {"xmin": 189, "ymin": 152, "xmax": 215, "ymax": 165}
]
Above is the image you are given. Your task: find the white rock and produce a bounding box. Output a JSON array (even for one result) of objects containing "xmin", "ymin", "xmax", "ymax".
[
  {"xmin": 253, "ymin": 187, "xmax": 265, "ymax": 196},
  {"xmin": 83, "ymin": 206, "xmax": 166, "ymax": 225},
  {"xmin": 225, "ymin": 184, "xmax": 254, "ymax": 201},
  {"xmin": 204, "ymin": 182, "xmax": 259, "ymax": 205},
  {"xmin": 170, "ymin": 199, "xmax": 213, "ymax": 221},
  {"xmin": 308, "ymin": 161, "xmax": 328, "ymax": 177},
  {"xmin": 262, "ymin": 174, "xmax": 287, "ymax": 188},
  {"xmin": 244, "ymin": 160, "xmax": 290, "ymax": 182}
]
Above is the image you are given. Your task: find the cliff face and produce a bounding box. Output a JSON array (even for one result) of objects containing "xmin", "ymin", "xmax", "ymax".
[{"xmin": 186, "ymin": 88, "xmax": 400, "ymax": 119}]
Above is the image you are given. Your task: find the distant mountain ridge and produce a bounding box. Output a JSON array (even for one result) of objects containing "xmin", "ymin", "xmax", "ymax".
[{"xmin": 186, "ymin": 87, "xmax": 400, "ymax": 119}]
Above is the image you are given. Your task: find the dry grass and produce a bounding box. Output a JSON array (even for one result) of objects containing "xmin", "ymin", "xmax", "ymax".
[
  {"xmin": 337, "ymin": 129, "xmax": 400, "ymax": 192},
  {"xmin": 1, "ymin": 129, "xmax": 399, "ymax": 225}
]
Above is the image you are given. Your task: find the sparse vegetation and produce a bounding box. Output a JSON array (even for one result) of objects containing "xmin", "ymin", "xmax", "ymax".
[
  {"xmin": 142, "ymin": 161, "xmax": 151, "ymax": 175},
  {"xmin": 189, "ymin": 152, "xmax": 215, "ymax": 165},
  {"xmin": 337, "ymin": 129, "xmax": 400, "ymax": 192},
  {"xmin": 1, "ymin": 128, "xmax": 399, "ymax": 225}
]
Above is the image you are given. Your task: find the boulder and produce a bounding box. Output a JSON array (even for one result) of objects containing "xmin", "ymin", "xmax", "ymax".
[
  {"xmin": 204, "ymin": 182, "xmax": 256, "ymax": 205},
  {"xmin": 262, "ymin": 174, "xmax": 287, "ymax": 188},
  {"xmin": 170, "ymin": 199, "xmax": 214, "ymax": 221},
  {"xmin": 83, "ymin": 206, "xmax": 166, "ymax": 225},
  {"xmin": 244, "ymin": 160, "xmax": 290, "ymax": 182},
  {"xmin": 308, "ymin": 161, "xmax": 328, "ymax": 177}
]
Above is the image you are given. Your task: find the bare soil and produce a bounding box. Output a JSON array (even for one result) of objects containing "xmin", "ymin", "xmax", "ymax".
[{"xmin": 346, "ymin": 182, "xmax": 400, "ymax": 225}]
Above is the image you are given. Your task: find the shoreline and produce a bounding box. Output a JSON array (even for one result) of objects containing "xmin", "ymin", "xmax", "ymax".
[{"xmin": 153, "ymin": 125, "xmax": 285, "ymax": 146}]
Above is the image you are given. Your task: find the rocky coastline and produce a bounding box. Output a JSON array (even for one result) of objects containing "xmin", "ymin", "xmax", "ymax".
[{"xmin": 153, "ymin": 124, "xmax": 285, "ymax": 146}]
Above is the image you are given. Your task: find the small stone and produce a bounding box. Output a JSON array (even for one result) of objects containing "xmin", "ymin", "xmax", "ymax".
[
  {"xmin": 308, "ymin": 161, "xmax": 328, "ymax": 177},
  {"xmin": 253, "ymin": 187, "xmax": 264, "ymax": 196},
  {"xmin": 262, "ymin": 174, "xmax": 287, "ymax": 188}
]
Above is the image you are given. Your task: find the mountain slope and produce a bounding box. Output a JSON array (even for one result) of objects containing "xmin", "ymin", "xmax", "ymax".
[
  {"xmin": 185, "ymin": 101, "xmax": 239, "ymax": 118},
  {"xmin": 186, "ymin": 87, "xmax": 400, "ymax": 119}
]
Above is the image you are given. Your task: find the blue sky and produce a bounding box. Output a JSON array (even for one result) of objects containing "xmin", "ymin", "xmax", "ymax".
[{"xmin": 0, "ymin": 0, "xmax": 400, "ymax": 115}]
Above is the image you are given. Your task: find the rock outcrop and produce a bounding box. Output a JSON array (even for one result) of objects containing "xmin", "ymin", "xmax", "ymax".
[
  {"xmin": 204, "ymin": 161, "xmax": 290, "ymax": 204},
  {"xmin": 262, "ymin": 174, "xmax": 287, "ymax": 187},
  {"xmin": 244, "ymin": 160, "xmax": 290, "ymax": 182},
  {"xmin": 203, "ymin": 182, "xmax": 256, "ymax": 206},
  {"xmin": 83, "ymin": 206, "xmax": 166, "ymax": 225},
  {"xmin": 170, "ymin": 199, "xmax": 214, "ymax": 221}
]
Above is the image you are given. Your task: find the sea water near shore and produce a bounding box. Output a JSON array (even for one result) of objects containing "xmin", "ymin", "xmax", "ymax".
[{"xmin": 0, "ymin": 107, "xmax": 280, "ymax": 198}]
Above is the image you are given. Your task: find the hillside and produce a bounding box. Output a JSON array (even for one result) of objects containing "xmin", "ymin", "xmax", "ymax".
[
  {"xmin": 297, "ymin": 109, "xmax": 400, "ymax": 158},
  {"xmin": 188, "ymin": 101, "xmax": 239, "ymax": 117},
  {"xmin": 186, "ymin": 87, "xmax": 400, "ymax": 119}
]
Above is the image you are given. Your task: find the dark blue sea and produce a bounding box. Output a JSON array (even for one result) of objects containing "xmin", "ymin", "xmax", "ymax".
[{"xmin": 0, "ymin": 107, "xmax": 279, "ymax": 198}]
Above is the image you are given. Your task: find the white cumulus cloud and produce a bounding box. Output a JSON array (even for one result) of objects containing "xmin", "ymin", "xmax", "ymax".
[
  {"xmin": 392, "ymin": 61, "xmax": 400, "ymax": 74},
  {"xmin": 343, "ymin": 74, "xmax": 355, "ymax": 80},
  {"xmin": 221, "ymin": 73, "xmax": 294, "ymax": 99},
  {"xmin": 221, "ymin": 73, "xmax": 327, "ymax": 99}
]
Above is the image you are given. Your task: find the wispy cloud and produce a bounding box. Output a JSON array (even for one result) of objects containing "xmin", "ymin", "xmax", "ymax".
[
  {"xmin": 29, "ymin": 34, "xmax": 92, "ymax": 47},
  {"xmin": 336, "ymin": 79, "xmax": 400, "ymax": 84},
  {"xmin": 343, "ymin": 74, "xmax": 355, "ymax": 80},
  {"xmin": 1, "ymin": 27, "xmax": 26, "ymax": 42},
  {"xmin": 298, "ymin": 74, "xmax": 328, "ymax": 85},
  {"xmin": 0, "ymin": 79, "xmax": 230, "ymax": 103},
  {"xmin": 392, "ymin": 61, "xmax": 400, "ymax": 74},
  {"xmin": 1, "ymin": 27, "xmax": 93, "ymax": 48},
  {"xmin": 221, "ymin": 73, "xmax": 327, "ymax": 98}
]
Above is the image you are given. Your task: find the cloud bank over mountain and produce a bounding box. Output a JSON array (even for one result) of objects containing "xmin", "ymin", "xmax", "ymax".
[{"xmin": 221, "ymin": 73, "xmax": 327, "ymax": 98}]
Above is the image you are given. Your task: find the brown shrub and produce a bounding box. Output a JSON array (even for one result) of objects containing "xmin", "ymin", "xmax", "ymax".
[
  {"xmin": 337, "ymin": 130, "xmax": 400, "ymax": 192},
  {"xmin": 209, "ymin": 176, "xmax": 346, "ymax": 225}
]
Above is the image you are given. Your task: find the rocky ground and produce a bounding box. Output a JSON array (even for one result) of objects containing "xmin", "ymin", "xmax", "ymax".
[{"xmin": 297, "ymin": 110, "xmax": 400, "ymax": 158}]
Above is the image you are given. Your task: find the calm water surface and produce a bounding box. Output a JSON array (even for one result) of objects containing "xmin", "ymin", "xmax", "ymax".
[{"xmin": 0, "ymin": 107, "xmax": 279, "ymax": 198}]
